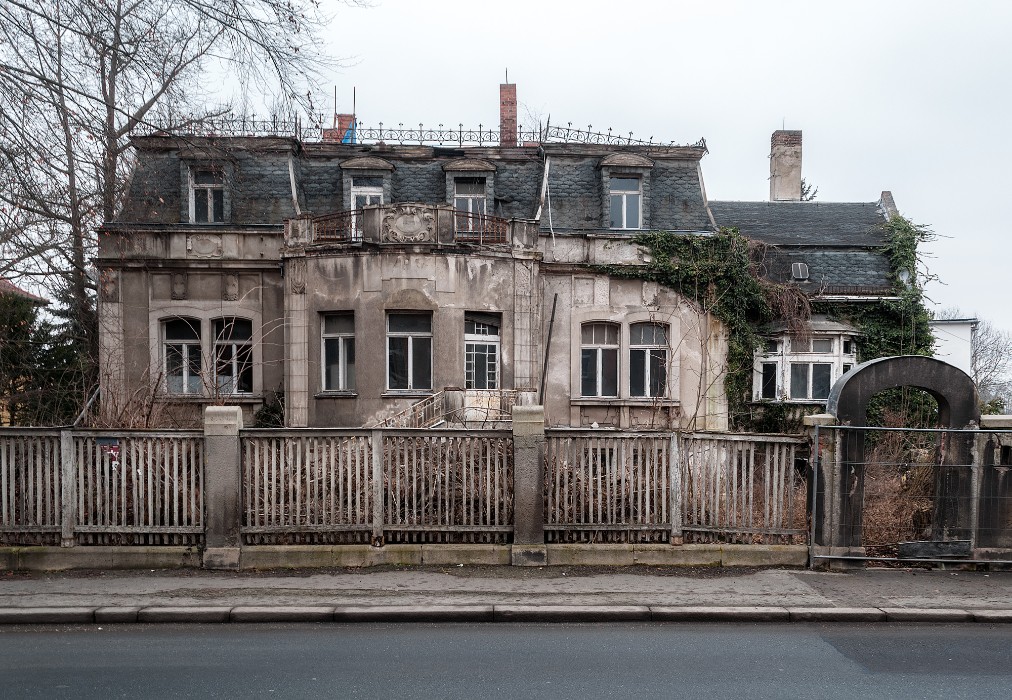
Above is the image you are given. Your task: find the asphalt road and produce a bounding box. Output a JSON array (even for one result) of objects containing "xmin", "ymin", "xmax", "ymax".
[{"xmin": 1, "ymin": 622, "xmax": 1010, "ymax": 699}]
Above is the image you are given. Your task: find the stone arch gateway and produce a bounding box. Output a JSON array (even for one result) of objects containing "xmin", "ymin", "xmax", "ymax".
[{"xmin": 820, "ymin": 356, "xmax": 980, "ymax": 549}]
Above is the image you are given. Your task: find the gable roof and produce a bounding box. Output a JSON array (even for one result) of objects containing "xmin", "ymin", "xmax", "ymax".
[
  {"xmin": 0, "ymin": 278, "xmax": 48, "ymax": 305},
  {"xmin": 708, "ymin": 201, "xmax": 888, "ymax": 246}
]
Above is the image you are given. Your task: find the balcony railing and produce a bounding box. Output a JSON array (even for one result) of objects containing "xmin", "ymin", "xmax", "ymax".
[
  {"xmin": 453, "ymin": 210, "xmax": 509, "ymax": 245},
  {"xmin": 298, "ymin": 204, "xmax": 520, "ymax": 248},
  {"xmin": 314, "ymin": 209, "xmax": 360, "ymax": 243}
]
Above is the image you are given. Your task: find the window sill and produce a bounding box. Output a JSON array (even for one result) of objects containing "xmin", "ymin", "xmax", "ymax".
[
  {"xmin": 156, "ymin": 394, "xmax": 263, "ymax": 403},
  {"xmin": 752, "ymin": 398, "xmax": 828, "ymax": 405},
  {"xmin": 571, "ymin": 397, "xmax": 679, "ymax": 407},
  {"xmin": 381, "ymin": 391, "xmax": 434, "ymax": 399},
  {"xmin": 315, "ymin": 391, "xmax": 359, "ymax": 399}
]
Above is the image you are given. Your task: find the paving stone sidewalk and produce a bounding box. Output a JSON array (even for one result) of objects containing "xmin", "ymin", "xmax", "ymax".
[{"xmin": 0, "ymin": 566, "xmax": 1009, "ymax": 623}]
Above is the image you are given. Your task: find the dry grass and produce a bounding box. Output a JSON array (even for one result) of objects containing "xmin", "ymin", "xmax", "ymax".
[{"xmin": 859, "ymin": 422, "xmax": 938, "ymax": 551}]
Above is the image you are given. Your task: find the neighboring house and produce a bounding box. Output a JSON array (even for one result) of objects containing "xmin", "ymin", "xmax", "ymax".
[
  {"xmin": 0, "ymin": 278, "xmax": 48, "ymax": 426},
  {"xmin": 929, "ymin": 318, "xmax": 976, "ymax": 377},
  {"xmin": 96, "ymin": 86, "xmax": 911, "ymax": 429}
]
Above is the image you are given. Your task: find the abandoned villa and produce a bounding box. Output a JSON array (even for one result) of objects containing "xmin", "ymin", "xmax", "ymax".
[{"xmin": 96, "ymin": 84, "xmax": 905, "ymax": 431}]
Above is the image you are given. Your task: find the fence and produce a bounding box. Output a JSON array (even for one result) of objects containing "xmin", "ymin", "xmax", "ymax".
[
  {"xmin": 240, "ymin": 429, "xmax": 513, "ymax": 545},
  {"xmin": 680, "ymin": 433, "xmax": 808, "ymax": 545},
  {"xmin": 0, "ymin": 429, "xmax": 204, "ymax": 546},
  {"xmin": 1, "ymin": 424, "xmax": 806, "ymax": 550},
  {"xmin": 545, "ymin": 431, "xmax": 676, "ymax": 543},
  {"xmin": 545, "ymin": 430, "xmax": 808, "ymax": 544}
]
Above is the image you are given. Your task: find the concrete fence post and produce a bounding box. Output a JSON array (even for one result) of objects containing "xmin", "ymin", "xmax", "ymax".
[
  {"xmin": 59, "ymin": 430, "xmax": 76, "ymax": 547},
  {"xmin": 203, "ymin": 406, "xmax": 243, "ymax": 569},
  {"xmin": 804, "ymin": 414, "xmax": 847, "ymax": 564},
  {"xmin": 511, "ymin": 405, "xmax": 546, "ymax": 566}
]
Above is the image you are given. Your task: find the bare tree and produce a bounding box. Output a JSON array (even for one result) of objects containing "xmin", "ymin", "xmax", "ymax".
[{"xmin": 0, "ymin": 0, "xmax": 354, "ymax": 408}]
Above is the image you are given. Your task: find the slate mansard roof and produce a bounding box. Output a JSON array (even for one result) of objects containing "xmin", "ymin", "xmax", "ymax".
[
  {"xmin": 707, "ymin": 201, "xmax": 889, "ymax": 246},
  {"xmin": 709, "ymin": 200, "xmax": 895, "ymax": 294}
]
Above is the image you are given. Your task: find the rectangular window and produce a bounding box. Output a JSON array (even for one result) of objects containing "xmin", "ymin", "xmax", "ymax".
[
  {"xmin": 213, "ymin": 318, "xmax": 253, "ymax": 395},
  {"xmin": 581, "ymin": 323, "xmax": 619, "ymax": 397},
  {"xmin": 164, "ymin": 319, "xmax": 202, "ymax": 394},
  {"xmin": 761, "ymin": 362, "xmax": 778, "ymax": 400},
  {"xmin": 609, "ymin": 177, "xmax": 641, "ymax": 230},
  {"xmin": 191, "ymin": 170, "xmax": 224, "ymax": 223},
  {"xmin": 454, "ymin": 177, "xmax": 492, "ymax": 242},
  {"xmin": 387, "ymin": 313, "xmax": 432, "ymax": 391},
  {"xmin": 350, "ymin": 176, "xmax": 383, "ymax": 241},
  {"xmin": 322, "ymin": 313, "xmax": 356, "ymax": 391},
  {"xmin": 790, "ymin": 362, "xmax": 832, "ymax": 400},
  {"xmin": 465, "ymin": 313, "xmax": 499, "ymax": 390},
  {"xmin": 791, "ymin": 337, "xmax": 833, "ymax": 353},
  {"xmin": 629, "ymin": 322, "xmax": 668, "ymax": 397}
]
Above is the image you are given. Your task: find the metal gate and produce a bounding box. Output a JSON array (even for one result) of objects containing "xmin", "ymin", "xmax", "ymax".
[{"xmin": 810, "ymin": 425, "xmax": 1012, "ymax": 566}]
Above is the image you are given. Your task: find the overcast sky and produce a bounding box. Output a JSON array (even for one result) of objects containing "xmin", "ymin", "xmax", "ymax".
[{"xmin": 316, "ymin": 0, "xmax": 1012, "ymax": 336}]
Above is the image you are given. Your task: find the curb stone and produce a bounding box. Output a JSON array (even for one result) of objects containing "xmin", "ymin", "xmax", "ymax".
[
  {"xmin": 880, "ymin": 608, "xmax": 973, "ymax": 622},
  {"xmin": 650, "ymin": 606, "xmax": 790, "ymax": 622},
  {"xmin": 137, "ymin": 607, "xmax": 232, "ymax": 623},
  {"xmin": 334, "ymin": 605, "xmax": 494, "ymax": 622},
  {"xmin": 493, "ymin": 605, "xmax": 651, "ymax": 622},
  {"xmin": 231, "ymin": 606, "xmax": 335, "ymax": 623},
  {"xmin": 788, "ymin": 607, "xmax": 887, "ymax": 622},
  {"xmin": 0, "ymin": 606, "xmax": 1009, "ymax": 624}
]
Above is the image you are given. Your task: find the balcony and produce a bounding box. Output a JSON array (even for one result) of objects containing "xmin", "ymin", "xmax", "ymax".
[{"xmin": 286, "ymin": 203, "xmax": 538, "ymax": 249}]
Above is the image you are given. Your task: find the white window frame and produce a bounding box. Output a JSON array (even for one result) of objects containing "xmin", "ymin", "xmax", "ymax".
[
  {"xmin": 386, "ymin": 313, "xmax": 433, "ymax": 392},
  {"xmin": 465, "ymin": 314, "xmax": 500, "ymax": 390},
  {"xmin": 580, "ymin": 322, "xmax": 620, "ymax": 398},
  {"xmin": 350, "ymin": 177, "xmax": 384, "ymax": 241},
  {"xmin": 454, "ymin": 177, "xmax": 488, "ymax": 233},
  {"xmin": 609, "ymin": 176, "xmax": 642, "ymax": 230},
  {"xmin": 162, "ymin": 318, "xmax": 203, "ymax": 395},
  {"xmin": 212, "ymin": 317, "xmax": 253, "ymax": 396},
  {"xmin": 629, "ymin": 322, "xmax": 668, "ymax": 398},
  {"xmin": 754, "ymin": 333, "xmax": 858, "ymax": 403},
  {"xmin": 321, "ymin": 313, "xmax": 356, "ymax": 392},
  {"xmin": 189, "ymin": 169, "xmax": 225, "ymax": 224}
]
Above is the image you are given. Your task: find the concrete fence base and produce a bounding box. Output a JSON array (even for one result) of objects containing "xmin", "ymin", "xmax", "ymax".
[{"xmin": 0, "ymin": 544, "xmax": 808, "ymax": 571}]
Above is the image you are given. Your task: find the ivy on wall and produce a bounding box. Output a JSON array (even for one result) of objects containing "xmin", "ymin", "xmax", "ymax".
[
  {"xmin": 595, "ymin": 227, "xmax": 808, "ymax": 428},
  {"xmin": 592, "ymin": 215, "xmax": 935, "ymax": 431}
]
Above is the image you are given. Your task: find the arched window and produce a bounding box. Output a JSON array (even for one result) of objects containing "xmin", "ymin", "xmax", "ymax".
[
  {"xmin": 163, "ymin": 318, "xmax": 202, "ymax": 394},
  {"xmin": 581, "ymin": 322, "xmax": 619, "ymax": 397},
  {"xmin": 629, "ymin": 322, "xmax": 668, "ymax": 397},
  {"xmin": 213, "ymin": 317, "xmax": 253, "ymax": 395}
]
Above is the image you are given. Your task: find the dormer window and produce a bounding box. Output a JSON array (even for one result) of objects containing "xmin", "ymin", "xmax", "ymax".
[
  {"xmin": 609, "ymin": 177, "xmax": 642, "ymax": 229},
  {"xmin": 190, "ymin": 169, "xmax": 224, "ymax": 224}
]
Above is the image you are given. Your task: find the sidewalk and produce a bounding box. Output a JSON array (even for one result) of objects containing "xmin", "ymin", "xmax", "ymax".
[{"xmin": 1, "ymin": 566, "xmax": 1010, "ymax": 623}]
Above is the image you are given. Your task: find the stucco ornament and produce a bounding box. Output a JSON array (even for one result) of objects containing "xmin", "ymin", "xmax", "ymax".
[
  {"xmin": 187, "ymin": 234, "xmax": 222, "ymax": 258},
  {"xmin": 289, "ymin": 259, "xmax": 307, "ymax": 294},
  {"xmin": 170, "ymin": 273, "xmax": 187, "ymax": 300},
  {"xmin": 382, "ymin": 204, "xmax": 434, "ymax": 243},
  {"xmin": 99, "ymin": 269, "xmax": 120, "ymax": 302},
  {"xmin": 223, "ymin": 274, "xmax": 239, "ymax": 301}
]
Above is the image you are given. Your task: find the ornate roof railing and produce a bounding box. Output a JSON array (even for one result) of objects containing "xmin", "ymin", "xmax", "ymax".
[{"xmin": 136, "ymin": 114, "xmax": 706, "ymax": 150}]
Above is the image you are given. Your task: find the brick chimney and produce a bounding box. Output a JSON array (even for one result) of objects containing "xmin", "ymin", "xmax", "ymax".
[
  {"xmin": 322, "ymin": 113, "xmax": 356, "ymax": 143},
  {"xmin": 500, "ymin": 83, "xmax": 517, "ymax": 147},
  {"xmin": 769, "ymin": 130, "xmax": 802, "ymax": 201}
]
